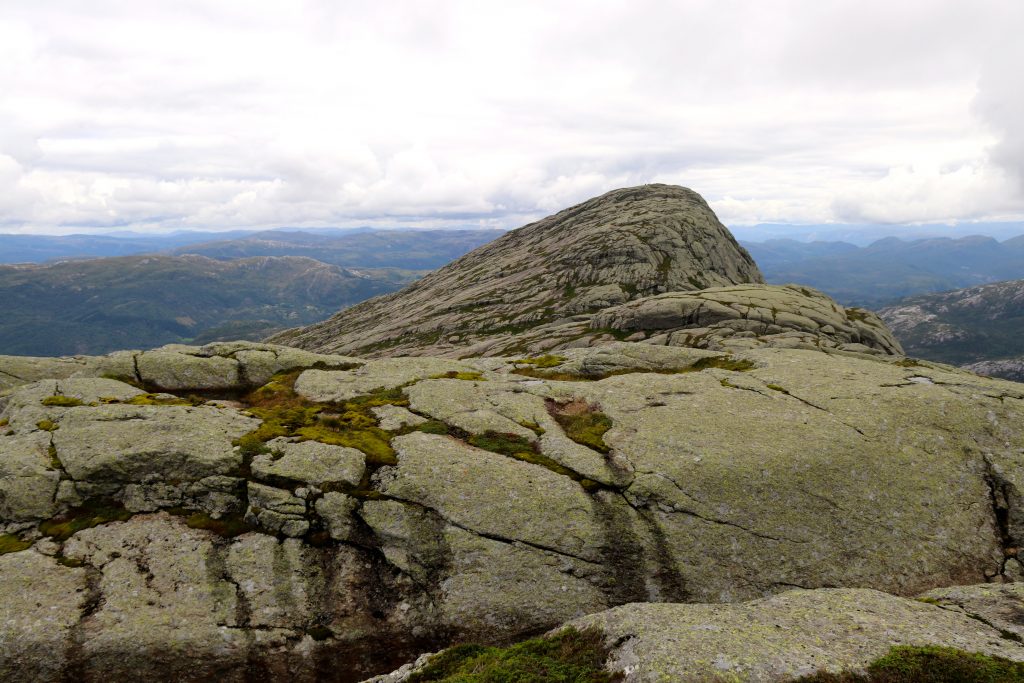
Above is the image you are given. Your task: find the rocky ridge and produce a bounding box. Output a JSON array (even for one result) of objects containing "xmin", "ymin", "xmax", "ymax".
[{"xmin": 2, "ymin": 339, "xmax": 1024, "ymax": 680}]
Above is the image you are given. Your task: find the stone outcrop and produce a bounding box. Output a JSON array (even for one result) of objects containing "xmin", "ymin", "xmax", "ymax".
[
  {"xmin": 2, "ymin": 340, "xmax": 1024, "ymax": 679},
  {"xmin": 267, "ymin": 185, "xmax": 765, "ymax": 357}
]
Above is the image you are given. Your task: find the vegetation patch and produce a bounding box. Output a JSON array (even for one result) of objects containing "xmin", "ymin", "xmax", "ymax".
[
  {"xmin": 514, "ymin": 354, "xmax": 567, "ymax": 368},
  {"xmin": 794, "ymin": 645, "xmax": 1024, "ymax": 682},
  {"xmin": 429, "ymin": 371, "xmax": 484, "ymax": 381},
  {"xmin": 172, "ymin": 509, "xmax": 253, "ymax": 538},
  {"xmin": 413, "ymin": 420, "xmax": 451, "ymax": 436},
  {"xmin": 407, "ymin": 626, "xmax": 620, "ymax": 683},
  {"xmin": 466, "ymin": 429, "xmax": 600, "ymax": 492},
  {"xmin": 0, "ymin": 534, "xmax": 32, "ymax": 554},
  {"xmin": 688, "ymin": 356, "xmax": 755, "ymax": 372},
  {"xmin": 547, "ymin": 399, "xmax": 612, "ymax": 454},
  {"xmin": 767, "ymin": 384, "xmax": 790, "ymax": 394},
  {"xmin": 41, "ymin": 395, "xmax": 84, "ymax": 407},
  {"xmin": 894, "ymin": 358, "xmax": 924, "ymax": 368},
  {"xmin": 125, "ymin": 393, "xmax": 204, "ymax": 406},
  {"xmin": 234, "ymin": 370, "xmax": 406, "ymax": 468},
  {"xmin": 0, "ymin": 418, "xmax": 8, "ymax": 427},
  {"xmin": 36, "ymin": 419, "xmax": 58, "ymax": 432},
  {"xmin": 39, "ymin": 500, "xmax": 133, "ymax": 541}
]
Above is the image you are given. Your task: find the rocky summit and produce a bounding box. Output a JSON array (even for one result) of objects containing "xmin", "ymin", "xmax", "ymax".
[{"xmin": 1, "ymin": 185, "xmax": 1023, "ymax": 682}]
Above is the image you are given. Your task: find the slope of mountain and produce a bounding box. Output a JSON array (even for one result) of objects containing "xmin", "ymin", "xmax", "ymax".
[
  {"xmin": 878, "ymin": 279, "xmax": 1024, "ymax": 371},
  {"xmin": 269, "ymin": 184, "xmax": 768, "ymax": 356},
  {"xmin": 745, "ymin": 234, "xmax": 1024, "ymax": 306},
  {"xmin": 0, "ymin": 254, "xmax": 411, "ymax": 356},
  {"xmin": 270, "ymin": 185, "xmax": 900, "ymax": 359},
  {"xmin": 174, "ymin": 228, "xmax": 504, "ymax": 269}
]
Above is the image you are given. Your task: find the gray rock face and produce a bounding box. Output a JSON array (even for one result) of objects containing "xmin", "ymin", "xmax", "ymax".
[
  {"xmin": 965, "ymin": 358, "xmax": 1024, "ymax": 383},
  {"xmin": 268, "ymin": 185, "xmax": 764, "ymax": 357},
  {"xmin": 566, "ymin": 587, "xmax": 1024, "ymax": 682},
  {"xmin": 591, "ymin": 283, "xmax": 903, "ymax": 355},
  {"xmin": 2, "ymin": 340, "xmax": 1024, "ymax": 679}
]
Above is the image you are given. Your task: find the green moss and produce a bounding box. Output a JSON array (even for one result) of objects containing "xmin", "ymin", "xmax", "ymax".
[
  {"xmin": 36, "ymin": 419, "xmax": 58, "ymax": 432},
  {"xmin": 547, "ymin": 400, "xmax": 612, "ymax": 454},
  {"xmin": 56, "ymin": 555, "xmax": 84, "ymax": 568},
  {"xmin": 514, "ymin": 354, "xmax": 567, "ymax": 368},
  {"xmin": 468, "ymin": 431, "xmax": 537, "ymax": 457},
  {"xmin": 0, "ymin": 534, "xmax": 32, "ymax": 554},
  {"xmin": 41, "ymin": 395, "xmax": 84, "ymax": 407},
  {"xmin": 687, "ymin": 275, "xmax": 705, "ymax": 289},
  {"xmin": 0, "ymin": 418, "xmax": 8, "ymax": 427},
  {"xmin": 178, "ymin": 510, "xmax": 253, "ymax": 538},
  {"xmin": 235, "ymin": 433, "xmax": 271, "ymax": 458},
  {"xmin": 125, "ymin": 393, "xmax": 201, "ymax": 406},
  {"xmin": 415, "ymin": 420, "xmax": 451, "ymax": 435},
  {"xmin": 894, "ymin": 358, "xmax": 924, "ymax": 368},
  {"xmin": 47, "ymin": 444, "xmax": 62, "ymax": 471},
  {"xmin": 767, "ymin": 384, "xmax": 790, "ymax": 394},
  {"xmin": 408, "ymin": 626, "xmax": 620, "ymax": 683},
  {"xmin": 429, "ymin": 371, "xmax": 484, "ymax": 381},
  {"xmin": 518, "ymin": 420, "xmax": 545, "ymax": 436},
  {"xmin": 39, "ymin": 500, "xmax": 132, "ymax": 541},
  {"xmin": 794, "ymin": 645, "xmax": 1024, "ymax": 682},
  {"xmin": 689, "ymin": 356, "xmax": 756, "ymax": 372}
]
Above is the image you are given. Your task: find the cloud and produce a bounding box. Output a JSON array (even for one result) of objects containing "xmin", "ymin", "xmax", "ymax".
[{"xmin": 0, "ymin": 0, "xmax": 1021, "ymax": 233}]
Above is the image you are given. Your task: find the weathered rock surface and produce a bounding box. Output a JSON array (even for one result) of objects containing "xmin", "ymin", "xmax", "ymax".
[
  {"xmin": 268, "ymin": 185, "xmax": 765, "ymax": 357},
  {"xmin": 565, "ymin": 587, "xmax": 1024, "ymax": 681},
  {"xmin": 2, "ymin": 339, "xmax": 1024, "ymax": 679}
]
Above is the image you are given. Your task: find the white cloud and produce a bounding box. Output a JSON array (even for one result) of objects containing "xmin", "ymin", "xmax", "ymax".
[{"xmin": 0, "ymin": 0, "xmax": 1022, "ymax": 233}]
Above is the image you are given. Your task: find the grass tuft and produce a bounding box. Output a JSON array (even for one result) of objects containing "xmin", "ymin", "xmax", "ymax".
[
  {"xmin": 408, "ymin": 626, "xmax": 621, "ymax": 683},
  {"xmin": 429, "ymin": 371, "xmax": 484, "ymax": 381},
  {"xmin": 513, "ymin": 354, "xmax": 567, "ymax": 368}
]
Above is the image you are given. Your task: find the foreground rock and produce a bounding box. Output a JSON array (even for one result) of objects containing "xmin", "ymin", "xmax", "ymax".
[
  {"xmin": 2, "ymin": 340, "xmax": 1024, "ymax": 679},
  {"xmin": 374, "ymin": 585, "xmax": 1024, "ymax": 682}
]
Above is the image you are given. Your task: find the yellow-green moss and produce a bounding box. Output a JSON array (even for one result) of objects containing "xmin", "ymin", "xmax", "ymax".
[
  {"xmin": 0, "ymin": 534, "xmax": 32, "ymax": 554},
  {"xmin": 39, "ymin": 500, "xmax": 132, "ymax": 541},
  {"xmin": 176, "ymin": 510, "xmax": 253, "ymax": 538},
  {"xmin": 41, "ymin": 395, "xmax": 84, "ymax": 407},
  {"xmin": 689, "ymin": 356, "xmax": 755, "ymax": 372},
  {"xmin": 234, "ymin": 370, "xmax": 405, "ymax": 466},
  {"xmin": 0, "ymin": 418, "xmax": 8, "ymax": 427},
  {"xmin": 513, "ymin": 354, "xmax": 567, "ymax": 368},
  {"xmin": 125, "ymin": 393, "xmax": 202, "ymax": 406},
  {"xmin": 548, "ymin": 400, "xmax": 612, "ymax": 454},
  {"xmin": 429, "ymin": 371, "xmax": 484, "ymax": 381},
  {"xmin": 793, "ymin": 645, "xmax": 1024, "ymax": 682},
  {"xmin": 767, "ymin": 384, "xmax": 790, "ymax": 394},
  {"xmin": 894, "ymin": 358, "xmax": 924, "ymax": 368},
  {"xmin": 407, "ymin": 626, "xmax": 619, "ymax": 683},
  {"xmin": 36, "ymin": 419, "xmax": 58, "ymax": 432}
]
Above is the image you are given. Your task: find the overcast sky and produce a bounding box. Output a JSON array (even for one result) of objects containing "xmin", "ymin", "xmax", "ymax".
[{"xmin": 1, "ymin": 0, "xmax": 1022, "ymax": 234}]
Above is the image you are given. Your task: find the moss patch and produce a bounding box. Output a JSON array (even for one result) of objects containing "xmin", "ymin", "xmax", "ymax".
[
  {"xmin": 547, "ymin": 399, "xmax": 612, "ymax": 455},
  {"xmin": 174, "ymin": 510, "xmax": 253, "ymax": 538},
  {"xmin": 514, "ymin": 354, "xmax": 567, "ymax": 368},
  {"xmin": 466, "ymin": 429, "xmax": 601, "ymax": 491},
  {"xmin": 0, "ymin": 534, "xmax": 32, "ymax": 554},
  {"xmin": 234, "ymin": 370, "xmax": 406, "ymax": 467},
  {"xmin": 36, "ymin": 419, "xmax": 58, "ymax": 432},
  {"xmin": 41, "ymin": 395, "xmax": 84, "ymax": 407},
  {"xmin": 794, "ymin": 645, "xmax": 1024, "ymax": 682},
  {"xmin": 0, "ymin": 418, "xmax": 8, "ymax": 427},
  {"xmin": 125, "ymin": 393, "xmax": 203, "ymax": 406},
  {"xmin": 845, "ymin": 308, "xmax": 870, "ymax": 323},
  {"xmin": 894, "ymin": 358, "xmax": 924, "ymax": 368},
  {"xmin": 408, "ymin": 627, "xmax": 621, "ymax": 683},
  {"xmin": 688, "ymin": 355, "xmax": 755, "ymax": 372},
  {"xmin": 429, "ymin": 371, "xmax": 484, "ymax": 381},
  {"xmin": 39, "ymin": 500, "xmax": 132, "ymax": 541}
]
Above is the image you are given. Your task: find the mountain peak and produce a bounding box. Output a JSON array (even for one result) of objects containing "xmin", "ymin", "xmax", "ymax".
[{"xmin": 268, "ymin": 184, "xmax": 763, "ymax": 356}]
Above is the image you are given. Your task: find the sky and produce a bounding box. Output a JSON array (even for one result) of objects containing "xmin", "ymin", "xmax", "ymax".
[{"xmin": 1, "ymin": 0, "xmax": 1022, "ymax": 235}]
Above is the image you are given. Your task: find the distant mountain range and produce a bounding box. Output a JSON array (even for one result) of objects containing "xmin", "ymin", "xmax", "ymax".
[
  {"xmin": 743, "ymin": 235, "xmax": 1024, "ymax": 306},
  {"xmin": 172, "ymin": 228, "xmax": 503, "ymax": 269},
  {"xmin": 0, "ymin": 254, "xmax": 414, "ymax": 356},
  {"xmin": 878, "ymin": 279, "xmax": 1024, "ymax": 369}
]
